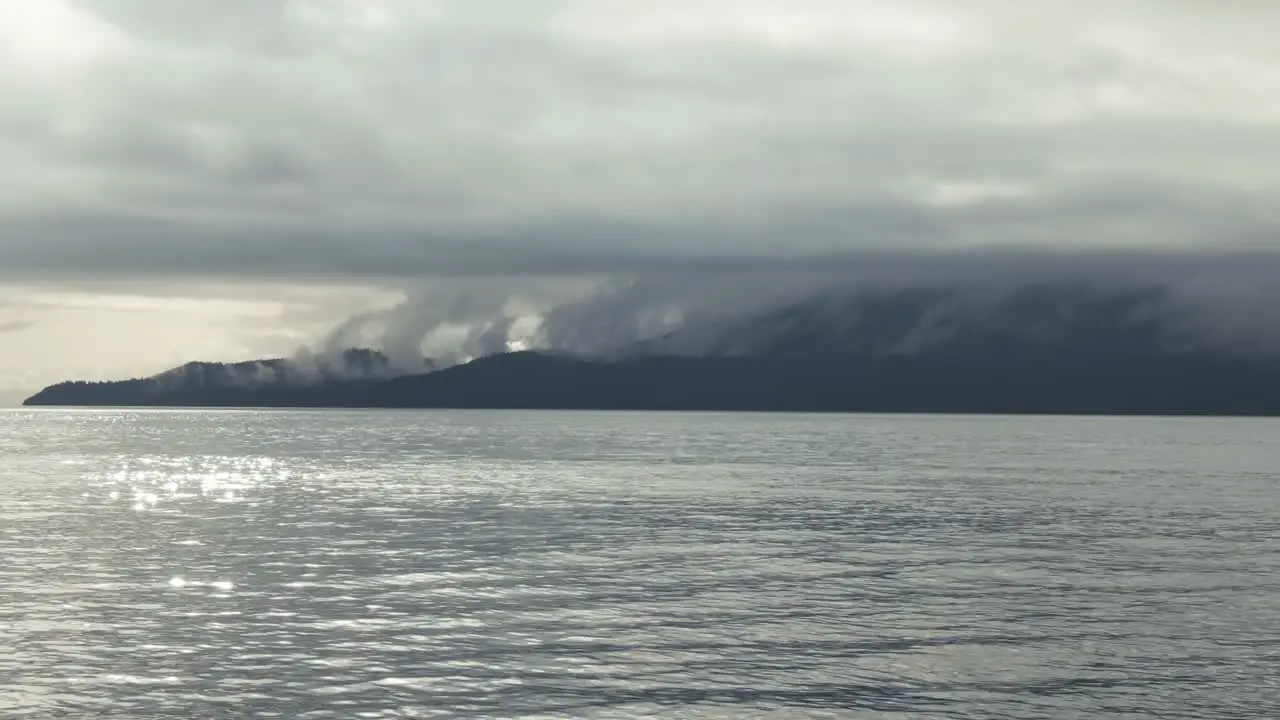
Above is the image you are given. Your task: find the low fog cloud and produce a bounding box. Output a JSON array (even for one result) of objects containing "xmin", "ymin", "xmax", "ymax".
[{"xmin": 298, "ymin": 248, "xmax": 1280, "ymax": 369}]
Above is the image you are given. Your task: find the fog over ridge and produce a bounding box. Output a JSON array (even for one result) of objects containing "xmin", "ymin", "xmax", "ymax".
[{"xmin": 289, "ymin": 248, "xmax": 1280, "ymax": 376}]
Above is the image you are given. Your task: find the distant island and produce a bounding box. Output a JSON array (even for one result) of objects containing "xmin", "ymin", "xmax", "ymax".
[{"xmin": 24, "ymin": 283, "xmax": 1280, "ymax": 416}]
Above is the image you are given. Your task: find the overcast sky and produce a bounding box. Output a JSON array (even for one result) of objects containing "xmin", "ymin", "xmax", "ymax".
[{"xmin": 1, "ymin": 1, "xmax": 1278, "ymax": 399}]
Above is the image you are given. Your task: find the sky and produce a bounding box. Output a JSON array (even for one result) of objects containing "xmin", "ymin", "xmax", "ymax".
[{"xmin": 1, "ymin": 0, "xmax": 1279, "ymax": 400}]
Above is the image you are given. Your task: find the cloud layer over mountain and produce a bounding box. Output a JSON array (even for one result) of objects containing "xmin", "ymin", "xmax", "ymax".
[{"xmin": 3, "ymin": 2, "xmax": 1279, "ymax": 399}]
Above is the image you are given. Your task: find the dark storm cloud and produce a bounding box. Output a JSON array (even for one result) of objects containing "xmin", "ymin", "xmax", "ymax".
[{"xmin": 0, "ymin": 1, "xmax": 1278, "ymax": 279}]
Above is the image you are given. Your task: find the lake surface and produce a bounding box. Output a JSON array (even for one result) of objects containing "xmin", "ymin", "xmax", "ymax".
[{"xmin": 1, "ymin": 409, "xmax": 1278, "ymax": 718}]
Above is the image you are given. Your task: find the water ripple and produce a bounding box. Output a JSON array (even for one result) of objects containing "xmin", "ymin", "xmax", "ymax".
[{"xmin": 2, "ymin": 409, "xmax": 1279, "ymax": 718}]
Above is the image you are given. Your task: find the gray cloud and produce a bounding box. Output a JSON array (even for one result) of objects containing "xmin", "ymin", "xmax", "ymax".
[
  {"xmin": 0, "ymin": 320, "xmax": 35, "ymax": 335},
  {"xmin": 1, "ymin": 1, "xmax": 1278, "ymax": 280}
]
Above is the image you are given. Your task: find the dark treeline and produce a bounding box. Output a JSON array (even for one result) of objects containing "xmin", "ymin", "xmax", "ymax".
[
  {"xmin": 24, "ymin": 350, "xmax": 1280, "ymax": 416},
  {"xmin": 23, "ymin": 282, "xmax": 1280, "ymax": 416}
]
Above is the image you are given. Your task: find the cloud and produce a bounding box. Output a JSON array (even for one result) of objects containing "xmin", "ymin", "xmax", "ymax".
[
  {"xmin": 298, "ymin": 246, "xmax": 1280, "ymax": 368},
  {"xmin": 0, "ymin": 279, "xmax": 401, "ymax": 391},
  {"xmin": 0, "ymin": 1, "xmax": 1277, "ymax": 280},
  {"xmin": 0, "ymin": 319, "xmax": 35, "ymax": 335}
]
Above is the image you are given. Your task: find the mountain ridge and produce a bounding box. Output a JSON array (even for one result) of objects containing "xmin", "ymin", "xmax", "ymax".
[{"xmin": 23, "ymin": 282, "xmax": 1280, "ymax": 415}]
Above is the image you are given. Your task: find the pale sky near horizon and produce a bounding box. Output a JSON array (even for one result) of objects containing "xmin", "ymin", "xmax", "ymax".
[{"xmin": 2, "ymin": 1, "xmax": 1279, "ymax": 399}]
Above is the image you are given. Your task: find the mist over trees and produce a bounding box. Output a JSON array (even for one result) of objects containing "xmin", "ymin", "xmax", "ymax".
[{"xmin": 25, "ymin": 272, "xmax": 1280, "ymax": 416}]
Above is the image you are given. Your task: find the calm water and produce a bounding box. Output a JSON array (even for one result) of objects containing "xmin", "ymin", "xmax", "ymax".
[{"xmin": 1, "ymin": 410, "xmax": 1278, "ymax": 718}]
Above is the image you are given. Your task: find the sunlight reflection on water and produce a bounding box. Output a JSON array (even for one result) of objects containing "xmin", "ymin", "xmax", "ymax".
[{"xmin": 1, "ymin": 409, "xmax": 1279, "ymax": 718}]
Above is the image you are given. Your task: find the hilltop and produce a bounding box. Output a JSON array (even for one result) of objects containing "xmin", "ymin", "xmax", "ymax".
[{"xmin": 24, "ymin": 282, "xmax": 1280, "ymax": 415}]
